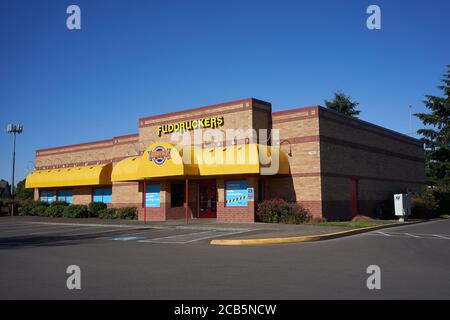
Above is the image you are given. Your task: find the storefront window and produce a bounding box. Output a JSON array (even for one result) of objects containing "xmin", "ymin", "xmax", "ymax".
[
  {"xmin": 146, "ymin": 184, "xmax": 160, "ymax": 208},
  {"xmin": 93, "ymin": 187, "xmax": 112, "ymax": 203},
  {"xmin": 171, "ymin": 183, "xmax": 185, "ymax": 208},
  {"xmin": 40, "ymin": 190, "xmax": 54, "ymax": 203},
  {"xmin": 225, "ymin": 180, "xmax": 248, "ymax": 207},
  {"xmin": 57, "ymin": 190, "xmax": 73, "ymax": 203}
]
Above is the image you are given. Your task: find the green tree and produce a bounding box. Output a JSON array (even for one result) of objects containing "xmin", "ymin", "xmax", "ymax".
[
  {"xmin": 15, "ymin": 179, "xmax": 34, "ymax": 200},
  {"xmin": 324, "ymin": 91, "xmax": 361, "ymax": 117},
  {"xmin": 414, "ymin": 66, "xmax": 450, "ymax": 190}
]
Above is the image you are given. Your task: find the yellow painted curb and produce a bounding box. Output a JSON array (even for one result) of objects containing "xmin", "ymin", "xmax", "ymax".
[{"xmin": 210, "ymin": 221, "xmax": 421, "ymax": 246}]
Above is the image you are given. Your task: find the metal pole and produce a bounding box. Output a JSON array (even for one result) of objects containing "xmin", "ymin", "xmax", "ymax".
[
  {"xmin": 185, "ymin": 176, "xmax": 189, "ymax": 224},
  {"xmin": 143, "ymin": 180, "xmax": 147, "ymax": 224},
  {"xmin": 11, "ymin": 132, "xmax": 16, "ymax": 198}
]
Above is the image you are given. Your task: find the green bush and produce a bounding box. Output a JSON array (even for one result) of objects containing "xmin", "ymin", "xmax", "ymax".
[
  {"xmin": 17, "ymin": 200, "xmax": 34, "ymax": 216},
  {"xmin": 116, "ymin": 207, "xmax": 137, "ymax": 220},
  {"xmin": 411, "ymin": 189, "xmax": 439, "ymax": 219},
  {"xmin": 98, "ymin": 208, "xmax": 117, "ymax": 219},
  {"xmin": 256, "ymin": 199, "xmax": 311, "ymax": 224},
  {"xmin": 49, "ymin": 200, "xmax": 69, "ymax": 207},
  {"xmin": 88, "ymin": 202, "xmax": 107, "ymax": 217},
  {"xmin": 62, "ymin": 205, "xmax": 88, "ymax": 218},
  {"xmin": 44, "ymin": 205, "xmax": 65, "ymax": 217},
  {"xmin": 30, "ymin": 201, "xmax": 49, "ymax": 216}
]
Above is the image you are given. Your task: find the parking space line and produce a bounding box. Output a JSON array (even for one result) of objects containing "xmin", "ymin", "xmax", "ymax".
[
  {"xmin": 138, "ymin": 230, "xmax": 251, "ymax": 244},
  {"xmin": 367, "ymin": 231, "xmax": 450, "ymax": 241},
  {"xmin": 375, "ymin": 231, "xmax": 392, "ymax": 237},
  {"xmin": 404, "ymin": 233, "xmax": 420, "ymax": 238},
  {"xmin": 431, "ymin": 234, "xmax": 450, "ymax": 240},
  {"xmin": 95, "ymin": 228, "xmax": 169, "ymax": 240}
]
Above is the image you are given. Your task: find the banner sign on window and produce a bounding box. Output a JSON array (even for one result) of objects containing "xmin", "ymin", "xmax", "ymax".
[
  {"xmin": 225, "ymin": 180, "xmax": 248, "ymax": 207},
  {"xmin": 146, "ymin": 184, "xmax": 160, "ymax": 208}
]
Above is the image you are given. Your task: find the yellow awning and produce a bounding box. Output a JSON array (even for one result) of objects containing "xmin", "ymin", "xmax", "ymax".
[
  {"xmin": 111, "ymin": 157, "xmax": 141, "ymax": 182},
  {"xmin": 111, "ymin": 142, "xmax": 290, "ymax": 181},
  {"xmin": 198, "ymin": 144, "xmax": 260, "ymax": 175},
  {"xmin": 197, "ymin": 144, "xmax": 290, "ymax": 176},
  {"xmin": 111, "ymin": 142, "xmax": 200, "ymax": 182},
  {"xmin": 25, "ymin": 163, "xmax": 112, "ymax": 188},
  {"xmin": 137, "ymin": 142, "xmax": 196, "ymax": 178},
  {"xmin": 258, "ymin": 144, "xmax": 290, "ymax": 175}
]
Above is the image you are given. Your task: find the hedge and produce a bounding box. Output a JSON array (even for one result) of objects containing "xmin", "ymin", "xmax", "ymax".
[
  {"xmin": 256, "ymin": 199, "xmax": 311, "ymax": 224},
  {"xmin": 98, "ymin": 208, "xmax": 117, "ymax": 219},
  {"xmin": 44, "ymin": 205, "xmax": 65, "ymax": 217},
  {"xmin": 88, "ymin": 202, "xmax": 108, "ymax": 217},
  {"xmin": 98, "ymin": 207, "xmax": 137, "ymax": 220},
  {"xmin": 116, "ymin": 207, "xmax": 137, "ymax": 220},
  {"xmin": 62, "ymin": 205, "xmax": 88, "ymax": 218}
]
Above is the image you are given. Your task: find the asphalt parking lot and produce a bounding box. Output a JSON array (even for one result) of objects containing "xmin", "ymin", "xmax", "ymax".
[
  {"xmin": 0, "ymin": 217, "xmax": 449, "ymax": 299},
  {"xmin": 0, "ymin": 219, "xmax": 254, "ymax": 248}
]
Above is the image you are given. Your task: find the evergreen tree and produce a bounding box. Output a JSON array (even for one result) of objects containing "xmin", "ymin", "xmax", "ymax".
[
  {"xmin": 414, "ymin": 66, "xmax": 450, "ymax": 190},
  {"xmin": 15, "ymin": 179, "xmax": 34, "ymax": 200},
  {"xmin": 324, "ymin": 91, "xmax": 361, "ymax": 117}
]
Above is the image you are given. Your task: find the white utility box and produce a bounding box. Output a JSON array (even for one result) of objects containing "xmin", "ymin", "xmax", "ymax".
[{"xmin": 394, "ymin": 193, "xmax": 411, "ymax": 221}]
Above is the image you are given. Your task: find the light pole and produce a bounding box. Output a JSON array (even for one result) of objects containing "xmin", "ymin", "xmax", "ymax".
[{"xmin": 7, "ymin": 124, "xmax": 23, "ymax": 198}]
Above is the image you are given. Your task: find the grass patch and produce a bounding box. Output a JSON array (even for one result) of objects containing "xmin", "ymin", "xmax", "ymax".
[{"xmin": 305, "ymin": 215, "xmax": 394, "ymax": 228}]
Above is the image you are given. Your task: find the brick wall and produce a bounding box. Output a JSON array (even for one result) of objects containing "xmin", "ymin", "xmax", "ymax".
[{"xmin": 318, "ymin": 107, "xmax": 425, "ymax": 219}]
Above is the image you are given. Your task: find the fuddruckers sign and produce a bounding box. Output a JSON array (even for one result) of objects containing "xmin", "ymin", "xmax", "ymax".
[{"xmin": 156, "ymin": 116, "xmax": 224, "ymax": 136}]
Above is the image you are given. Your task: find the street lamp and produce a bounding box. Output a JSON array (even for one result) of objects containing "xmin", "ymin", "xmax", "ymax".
[{"xmin": 7, "ymin": 124, "xmax": 23, "ymax": 198}]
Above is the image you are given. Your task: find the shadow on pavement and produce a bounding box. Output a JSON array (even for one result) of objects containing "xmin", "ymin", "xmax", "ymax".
[{"xmin": 0, "ymin": 228, "xmax": 149, "ymax": 250}]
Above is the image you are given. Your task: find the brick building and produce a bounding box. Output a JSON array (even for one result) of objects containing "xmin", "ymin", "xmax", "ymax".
[{"xmin": 25, "ymin": 98, "xmax": 425, "ymax": 222}]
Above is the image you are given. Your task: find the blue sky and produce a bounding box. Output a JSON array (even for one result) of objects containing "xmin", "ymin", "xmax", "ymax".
[{"xmin": 0, "ymin": 0, "xmax": 449, "ymax": 183}]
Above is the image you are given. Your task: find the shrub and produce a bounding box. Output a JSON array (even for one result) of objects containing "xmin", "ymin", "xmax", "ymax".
[
  {"xmin": 17, "ymin": 200, "xmax": 34, "ymax": 216},
  {"xmin": 116, "ymin": 207, "xmax": 137, "ymax": 220},
  {"xmin": 98, "ymin": 208, "xmax": 117, "ymax": 219},
  {"xmin": 88, "ymin": 202, "xmax": 107, "ymax": 217},
  {"xmin": 411, "ymin": 189, "xmax": 439, "ymax": 219},
  {"xmin": 30, "ymin": 201, "xmax": 49, "ymax": 216},
  {"xmin": 44, "ymin": 205, "xmax": 65, "ymax": 217},
  {"xmin": 49, "ymin": 200, "xmax": 69, "ymax": 207},
  {"xmin": 256, "ymin": 199, "xmax": 311, "ymax": 224},
  {"xmin": 62, "ymin": 205, "xmax": 88, "ymax": 218}
]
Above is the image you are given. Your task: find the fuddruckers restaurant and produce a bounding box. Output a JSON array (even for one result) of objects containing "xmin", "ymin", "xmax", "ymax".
[{"xmin": 25, "ymin": 98, "xmax": 425, "ymax": 222}]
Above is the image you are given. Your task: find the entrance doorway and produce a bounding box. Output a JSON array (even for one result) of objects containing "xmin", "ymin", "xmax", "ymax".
[{"xmin": 198, "ymin": 181, "xmax": 217, "ymax": 218}]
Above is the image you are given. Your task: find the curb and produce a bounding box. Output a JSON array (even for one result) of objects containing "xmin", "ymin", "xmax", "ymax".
[{"xmin": 210, "ymin": 220, "xmax": 422, "ymax": 246}]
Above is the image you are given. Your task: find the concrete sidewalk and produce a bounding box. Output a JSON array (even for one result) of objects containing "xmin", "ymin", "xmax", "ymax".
[{"xmin": 0, "ymin": 215, "xmax": 400, "ymax": 237}]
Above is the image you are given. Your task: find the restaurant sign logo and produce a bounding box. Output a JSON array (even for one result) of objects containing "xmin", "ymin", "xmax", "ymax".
[
  {"xmin": 148, "ymin": 146, "xmax": 171, "ymax": 165},
  {"xmin": 157, "ymin": 116, "xmax": 224, "ymax": 136}
]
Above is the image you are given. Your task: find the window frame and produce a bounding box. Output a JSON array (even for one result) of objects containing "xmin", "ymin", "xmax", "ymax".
[{"xmin": 92, "ymin": 187, "xmax": 112, "ymax": 204}]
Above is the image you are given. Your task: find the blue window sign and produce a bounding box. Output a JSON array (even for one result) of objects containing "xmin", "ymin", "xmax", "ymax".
[
  {"xmin": 146, "ymin": 184, "xmax": 160, "ymax": 208},
  {"xmin": 247, "ymin": 188, "xmax": 254, "ymax": 200},
  {"xmin": 225, "ymin": 180, "xmax": 248, "ymax": 207}
]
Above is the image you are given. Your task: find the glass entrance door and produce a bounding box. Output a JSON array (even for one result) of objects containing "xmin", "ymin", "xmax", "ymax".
[{"xmin": 198, "ymin": 181, "xmax": 217, "ymax": 218}]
